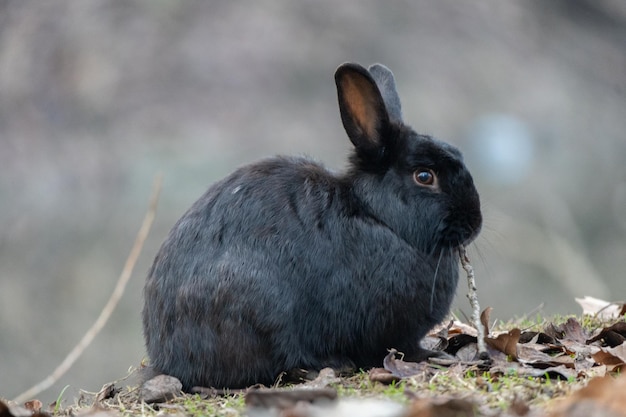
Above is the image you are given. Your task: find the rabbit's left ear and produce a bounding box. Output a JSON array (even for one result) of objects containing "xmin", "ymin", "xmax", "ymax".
[
  {"xmin": 368, "ymin": 64, "xmax": 403, "ymax": 124},
  {"xmin": 335, "ymin": 63, "xmax": 390, "ymax": 152}
]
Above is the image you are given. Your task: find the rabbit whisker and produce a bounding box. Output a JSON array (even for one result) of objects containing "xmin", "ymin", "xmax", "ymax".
[{"xmin": 429, "ymin": 249, "xmax": 445, "ymax": 314}]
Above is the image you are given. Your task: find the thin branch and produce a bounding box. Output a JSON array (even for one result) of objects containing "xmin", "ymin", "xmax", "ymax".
[
  {"xmin": 459, "ymin": 246, "xmax": 489, "ymax": 360},
  {"xmin": 13, "ymin": 175, "xmax": 163, "ymax": 404}
]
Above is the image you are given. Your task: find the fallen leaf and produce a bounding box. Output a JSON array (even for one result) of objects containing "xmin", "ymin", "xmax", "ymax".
[
  {"xmin": 606, "ymin": 343, "xmax": 626, "ymax": 363},
  {"xmin": 453, "ymin": 341, "xmax": 479, "ymax": 362},
  {"xmin": 407, "ymin": 397, "xmax": 477, "ymax": 417},
  {"xmin": 299, "ymin": 368, "xmax": 341, "ymax": 389},
  {"xmin": 517, "ymin": 333, "xmax": 570, "ymax": 357},
  {"xmin": 508, "ymin": 397, "xmax": 531, "ymax": 416},
  {"xmin": 544, "ymin": 318, "xmax": 588, "ymax": 345},
  {"xmin": 447, "ymin": 321, "xmax": 478, "ymax": 338},
  {"xmin": 579, "ymin": 364, "xmax": 607, "ymax": 378},
  {"xmin": 420, "ymin": 335, "xmax": 448, "ymax": 352},
  {"xmin": 480, "ymin": 307, "xmax": 493, "ymax": 335},
  {"xmin": 587, "ymin": 322, "xmax": 626, "ymax": 347},
  {"xmin": 517, "ymin": 344, "xmax": 575, "ymax": 368},
  {"xmin": 518, "ymin": 331, "xmax": 557, "ymax": 345},
  {"xmin": 445, "ymin": 334, "xmax": 477, "ymax": 356},
  {"xmin": 592, "ymin": 347, "xmax": 626, "ymax": 371},
  {"xmin": 485, "ymin": 328, "xmax": 520, "ymax": 358},
  {"xmin": 369, "ymin": 368, "xmax": 401, "ymax": 385},
  {"xmin": 559, "ymin": 318, "xmax": 589, "ymax": 344},
  {"xmin": 383, "ymin": 349, "xmax": 432, "ymax": 378},
  {"xmin": 95, "ymin": 383, "xmax": 117, "ymax": 403},
  {"xmin": 544, "ymin": 323, "xmax": 565, "ymax": 340},
  {"xmin": 483, "ymin": 344, "xmax": 510, "ymax": 364},
  {"xmin": 575, "ymin": 296, "xmax": 625, "ymax": 320},
  {"xmin": 573, "ymin": 356, "xmax": 597, "ymax": 372},
  {"xmin": 22, "ymin": 402, "xmax": 41, "ymax": 414},
  {"xmin": 549, "ymin": 373, "xmax": 626, "ymax": 417}
]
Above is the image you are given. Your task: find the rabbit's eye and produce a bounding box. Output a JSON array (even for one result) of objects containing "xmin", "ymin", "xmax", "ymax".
[{"xmin": 413, "ymin": 169, "xmax": 437, "ymax": 187}]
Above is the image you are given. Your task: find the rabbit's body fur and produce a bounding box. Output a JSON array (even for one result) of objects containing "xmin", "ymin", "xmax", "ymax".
[{"xmin": 143, "ymin": 63, "xmax": 482, "ymax": 390}]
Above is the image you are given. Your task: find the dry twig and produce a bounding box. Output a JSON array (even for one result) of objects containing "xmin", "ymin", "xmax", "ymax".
[{"xmin": 459, "ymin": 246, "xmax": 489, "ymax": 359}]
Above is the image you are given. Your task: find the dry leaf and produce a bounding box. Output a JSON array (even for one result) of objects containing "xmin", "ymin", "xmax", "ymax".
[
  {"xmin": 299, "ymin": 368, "xmax": 341, "ymax": 389},
  {"xmin": 447, "ymin": 321, "xmax": 478, "ymax": 338},
  {"xmin": 579, "ymin": 364, "xmax": 607, "ymax": 378},
  {"xmin": 407, "ymin": 397, "xmax": 477, "ymax": 417},
  {"xmin": 549, "ymin": 373, "xmax": 626, "ymax": 417},
  {"xmin": 592, "ymin": 346, "xmax": 626, "ymax": 372},
  {"xmin": 480, "ymin": 307, "xmax": 493, "ymax": 335},
  {"xmin": 518, "ymin": 331, "xmax": 557, "ymax": 345},
  {"xmin": 445, "ymin": 334, "xmax": 477, "ymax": 356},
  {"xmin": 452, "ymin": 339, "xmax": 480, "ymax": 362},
  {"xmin": 22, "ymin": 402, "xmax": 41, "ymax": 414},
  {"xmin": 517, "ymin": 344, "xmax": 575, "ymax": 368},
  {"xmin": 573, "ymin": 356, "xmax": 597, "ymax": 372},
  {"xmin": 587, "ymin": 322, "xmax": 626, "ymax": 347},
  {"xmin": 420, "ymin": 335, "xmax": 448, "ymax": 352},
  {"xmin": 592, "ymin": 350, "xmax": 622, "ymax": 367},
  {"xmin": 575, "ymin": 296, "xmax": 624, "ymax": 320},
  {"xmin": 508, "ymin": 396, "xmax": 531, "ymax": 416},
  {"xmin": 559, "ymin": 318, "xmax": 588, "ymax": 344},
  {"xmin": 95, "ymin": 383, "xmax": 117, "ymax": 403},
  {"xmin": 369, "ymin": 368, "xmax": 401, "ymax": 385},
  {"xmin": 382, "ymin": 349, "xmax": 431, "ymax": 378},
  {"xmin": 485, "ymin": 328, "xmax": 520, "ymax": 358},
  {"xmin": 605, "ymin": 343, "xmax": 626, "ymax": 363},
  {"xmin": 543, "ymin": 318, "xmax": 588, "ymax": 344}
]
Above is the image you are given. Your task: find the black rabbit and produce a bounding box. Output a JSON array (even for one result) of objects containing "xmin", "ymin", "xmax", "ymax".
[{"xmin": 142, "ymin": 63, "xmax": 482, "ymax": 390}]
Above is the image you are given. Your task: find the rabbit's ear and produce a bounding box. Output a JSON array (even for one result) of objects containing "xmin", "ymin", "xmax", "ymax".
[
  {"xmin": 367, "ymin": 64, "xmax": 403, "ymax": 124},
  {"xmin": 335, "ymin": 63, "xmax": 390, "ymax": 152}
]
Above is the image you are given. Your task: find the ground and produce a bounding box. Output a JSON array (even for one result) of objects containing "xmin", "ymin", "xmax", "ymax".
[{"xmin": 3, "ymin": 312, "xmax": 626, "ymax": 417}]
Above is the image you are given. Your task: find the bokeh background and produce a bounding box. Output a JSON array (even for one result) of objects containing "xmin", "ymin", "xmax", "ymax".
[{"xmin": 1, "ymin": 0, "xmax": 625, "ymax": 403}]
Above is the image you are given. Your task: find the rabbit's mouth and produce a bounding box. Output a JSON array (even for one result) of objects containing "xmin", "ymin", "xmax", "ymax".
[
  {"xmin": 461, "ymin": 223, "xmax": 482, "ymax": 246},
  {"xmin": 440, "ymin": 214, "xmax": 482, "ymax": 250}
]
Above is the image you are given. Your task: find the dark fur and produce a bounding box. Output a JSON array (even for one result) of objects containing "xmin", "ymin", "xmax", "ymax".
[{"xmin": 142, "ymin": 63, "xmax": 482, "ymax": 390}]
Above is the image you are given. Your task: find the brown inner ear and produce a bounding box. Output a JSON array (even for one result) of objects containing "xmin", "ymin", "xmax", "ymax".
[{"xmin": 342, "ymin": 75, "xmax": 381, "ymax": 143}]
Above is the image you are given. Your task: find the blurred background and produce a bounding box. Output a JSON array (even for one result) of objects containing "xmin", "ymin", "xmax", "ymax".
[{"xmin": 1, "ymin": 0, "xmax": 625, "ymax": 403}]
